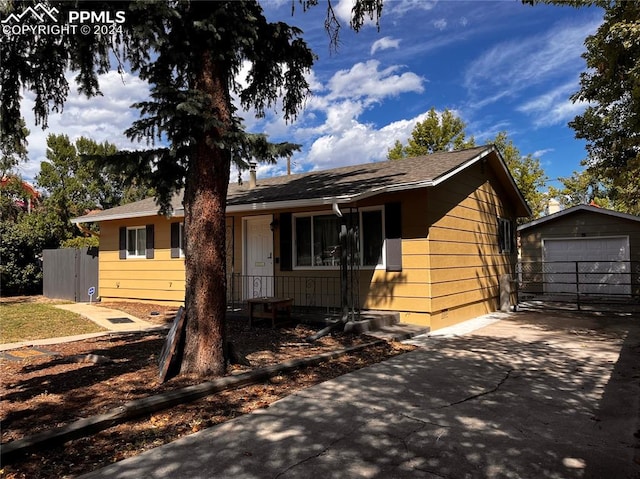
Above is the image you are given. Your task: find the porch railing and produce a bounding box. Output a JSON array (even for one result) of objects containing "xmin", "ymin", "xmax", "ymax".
[{"xmin": 226, "ymin": 274, "xmax": 344, "ymax": 313}]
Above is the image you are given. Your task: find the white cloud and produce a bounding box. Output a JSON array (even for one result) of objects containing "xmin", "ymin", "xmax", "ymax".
[
  {"xmin": 433, "ymin": 19, "xmax": 447, "ymax": 31},
  {"xmin": 334, "ymin": 0, "xmax": 356, "ymax": 24},
  {"xmin": 464, "ymin": 18, "xmax": 601, "ymax": 105},
  {"xmin": 326, "ymin": 60, "xmax": 424, "ymax": 102},
  {"xmin": 518, "ymin": 81, "xmax": 587, "ymax": 127},
  {"xmin": 19, "ymin": 70, "xmax": 150, "ymax": 182},
  {"xmin": 388, "ymin": 0, "xmax": 438, "ymax": 17},
  {"xmin": 471, "ymin": 120, "xmax": 514, "ymax": 144},
  {"xmin": 532, "ymin": 148, "xmax": 554, "ymax": 159},
  {"xmin": 302, "ymin": 111, "xmax": 431, "ymax": 171},
  {"xmin": 18, "ymin": 53, "xmax": 427, "ymax": 186},
  {"xmin": 284, "ymin": 60, "xmax": 424, "ymax": 157},
  {"xmin": 227, "ymin": 54, "xmax": 427, "ymax": 178},
  {"xmin": 370, "ymin": 36, "xmax": 401, "ymax": 55}
]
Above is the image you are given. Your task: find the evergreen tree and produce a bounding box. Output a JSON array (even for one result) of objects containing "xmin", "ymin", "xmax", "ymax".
[
  {"xmin": 1, "ymin": 0, "xmax": 382, "ymax": 377},
  {"xmin": 1, "ymin": 119, "xmax": 29, "ymax": 176}
]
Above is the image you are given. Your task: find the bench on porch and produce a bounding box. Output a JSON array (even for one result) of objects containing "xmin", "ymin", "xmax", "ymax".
[{"xmin": 247, "ymin": 297, "xmax": 294, "ymax": 328}]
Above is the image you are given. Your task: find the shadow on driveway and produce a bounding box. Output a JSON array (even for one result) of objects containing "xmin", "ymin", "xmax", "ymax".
[{"xmin": 80, "ymin": 311, "xmax": 640, "ymax": 479}]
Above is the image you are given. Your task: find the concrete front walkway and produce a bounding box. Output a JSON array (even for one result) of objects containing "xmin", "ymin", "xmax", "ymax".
[
  {"xmin": 54, "ymin": 303, "xmax": 161, "ymax": 332},
  {"xmin": 79, "ymin": 311, "xmax": 640, "ymax": 479},
  {"xmin": 0, "ymin": 303, "xmax": 164, "ymax": 352}
]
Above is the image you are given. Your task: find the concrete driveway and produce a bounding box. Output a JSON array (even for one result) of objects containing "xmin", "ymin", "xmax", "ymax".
[{"xmin": 80, "ymin": 310, "xmax": 640, "ymax": 479}]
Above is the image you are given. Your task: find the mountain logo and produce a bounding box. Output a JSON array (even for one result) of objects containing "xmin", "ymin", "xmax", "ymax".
[{"xmin": 1, "ymin": 4, "xmax": 59, "ymax": 24}]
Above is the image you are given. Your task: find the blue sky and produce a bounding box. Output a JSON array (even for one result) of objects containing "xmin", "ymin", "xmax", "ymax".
[{"xmin": 18, "ymin": 0, "xmax": 603, "ymax": 192}]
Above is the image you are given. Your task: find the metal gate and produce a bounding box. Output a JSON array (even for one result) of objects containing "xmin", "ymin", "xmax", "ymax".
[
  {"xmin": 517, "ymin": 259, "xmax": 640, "ymax": 312},
  {"xmin": 43, "ymin": 247, "xmax": 99, "ymax": 302}
]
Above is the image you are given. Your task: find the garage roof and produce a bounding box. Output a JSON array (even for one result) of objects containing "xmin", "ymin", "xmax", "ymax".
[{"xmin": 518, "ymin": 205, "xmax": 640, "ymax": 231}]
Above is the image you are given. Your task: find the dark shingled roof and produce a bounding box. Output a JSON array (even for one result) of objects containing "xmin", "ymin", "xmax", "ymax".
[
  {"xmin": 72, "ymin": 146, "xmax": 529, "ymax": 223},
  {"xmin": 226, "ymin": 146, "xmax": 490, "ymax": 206}
]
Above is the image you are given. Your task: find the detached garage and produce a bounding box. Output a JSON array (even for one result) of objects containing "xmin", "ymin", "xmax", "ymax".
[{"xmin": 518, "ymin": 205, "xmax": 640, "ymax": 300}]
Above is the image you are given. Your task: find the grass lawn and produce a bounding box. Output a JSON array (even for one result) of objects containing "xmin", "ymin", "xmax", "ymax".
[{"xmin": 0, "ymin": 302, "xmax": 106, "ymax": 344}]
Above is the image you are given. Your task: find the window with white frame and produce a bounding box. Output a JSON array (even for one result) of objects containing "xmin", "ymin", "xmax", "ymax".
[
  {"xmin": 127, "ymin": 226, "xmax": 147, "ymax": 258},
  {"xmin": 498, "ymin": 217, "xmax": 513, "ymax": 253},
  {"xmin": 293, "ymin": 208, "xmax": 384, "ymax": 268}
]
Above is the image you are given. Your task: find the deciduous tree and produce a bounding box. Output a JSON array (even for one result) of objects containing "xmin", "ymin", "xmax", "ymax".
[
  {"xmin": 387, "ymin": 113, "xmax": 547, "ymax": 220},
  {"xmin": 490, "ymin": 132, "xmax": 547, "ymax": 220},
  {"xmin": 548, "ymin": 168, "xmax": 612, "ymax": 210},
  {"xmin": 387, "ymin": 107, "xmax": 475, "ymax": 159},
  {"xmin": 526, "ymin": 0, "xmax": 640, "ymax": 214},
  {"xmin": 37, "ymin": 134, "xmax": 154, "ymax": 236}
]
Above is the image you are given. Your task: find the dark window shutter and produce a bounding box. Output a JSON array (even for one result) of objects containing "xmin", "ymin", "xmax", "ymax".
[
  {"xmin": 509, "ymin": 221, "xmax": 515, "ymax": 252},
  {"xmin": 171, "ymin": 222, "xmax": 180, "ymax": 258},
  {"xmin": 146, "ymin": 224, "xmax": 155, "ymax": 259},
  {"xmin": 119, "ymin": 227, "xmax": 126, "ymax": 260},
  {"xmin": 279, "ymin": 213, "xmax": 292, "ymax": 271},
  {"xmin": 498, "ymin": 218, "xmax": 505, "ymax": 253},
  {"xmin": 385, "ymin": 203, "xmax": 402, "ymax": 272}
]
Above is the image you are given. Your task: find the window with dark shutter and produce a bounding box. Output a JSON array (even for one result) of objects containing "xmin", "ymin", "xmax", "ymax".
[
  {"xmin": 498, "ymin": 218, "xmax": 512, "ymax": 253},
  {"xmin": 119, "ymin": 227, "xmax": 126, "ymax": 260},
  {"xmin": 385, "ymin": 202, "xmax": 402, "ymax": 272},
  {"xmin": 279, "ymin": 213, "xmax": 292, "ymax": 271},
  {"xmin": 146, "ymin": 224, "xmax": 155, "ymax": 259},
  {"xmin": 171, "ymin": 222, "xmax": 181, "ymax": 258}
]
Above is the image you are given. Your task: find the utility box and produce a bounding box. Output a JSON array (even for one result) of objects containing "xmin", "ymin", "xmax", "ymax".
[{"xmin": 500, "ymin": 274, "xmax": 515, "ymax": 312}]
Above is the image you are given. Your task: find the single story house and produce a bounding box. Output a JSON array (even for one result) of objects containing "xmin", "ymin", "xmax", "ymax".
[
  {"xmin": 72, "ymin": 145, "xmax": 530, "ymax": 330},
  {"xmin": 518, "ymin": 205, "xmax": 640, "ymax": 298}
]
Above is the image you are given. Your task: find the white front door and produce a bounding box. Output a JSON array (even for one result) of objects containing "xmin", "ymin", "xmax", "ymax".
[{"xmin": 244, "ymin": 215, "xmax": 274, "ymax": 298}]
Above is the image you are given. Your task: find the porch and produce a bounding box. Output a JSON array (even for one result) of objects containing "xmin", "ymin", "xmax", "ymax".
[
  {"xmin": 226, "ymin": 273, "xmax": 350, "ymax": 315},
  {"xmin": 225, "ymin": 273, "xmax": 429, "ymax": 338}
]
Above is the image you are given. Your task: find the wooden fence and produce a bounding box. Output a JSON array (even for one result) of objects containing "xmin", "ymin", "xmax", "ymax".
[{"xmin": 43, "ymin": 247, "xmax": 99, "ymax": 302}]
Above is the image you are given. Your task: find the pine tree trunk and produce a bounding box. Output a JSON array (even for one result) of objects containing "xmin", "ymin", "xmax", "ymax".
[{"xmin": 180, "ymin": 51, "xmax": 232, "ymax": 377}]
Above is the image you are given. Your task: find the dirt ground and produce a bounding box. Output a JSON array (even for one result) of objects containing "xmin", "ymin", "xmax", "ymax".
[{"xmin": 0, "ymin": 300, "xmax": 414, "ymax": 479}]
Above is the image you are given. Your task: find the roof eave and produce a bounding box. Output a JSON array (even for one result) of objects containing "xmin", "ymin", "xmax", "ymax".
[{"xmin": 71, "ymin": 209, "xmax": 184, "ymax": 224}]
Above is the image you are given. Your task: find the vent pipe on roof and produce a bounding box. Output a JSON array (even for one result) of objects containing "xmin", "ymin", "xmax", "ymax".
[{"xmin": 249, "ymin": 162, "xmax": 257, "ymax": 189}]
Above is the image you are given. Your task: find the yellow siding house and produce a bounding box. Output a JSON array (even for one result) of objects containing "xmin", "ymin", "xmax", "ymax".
[{"xmin": 72, "ymin": 146, "xmax": 531, "ymax": 331}]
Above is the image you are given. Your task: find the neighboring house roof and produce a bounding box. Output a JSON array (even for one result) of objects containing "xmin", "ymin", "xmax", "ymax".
[
  {"xmin": 517, "ymin": 204, "xmax": 640, "ymax": 232},
  {"xmin": 72, "ymin": 145, "xmax": 531, "ymax": 224}
]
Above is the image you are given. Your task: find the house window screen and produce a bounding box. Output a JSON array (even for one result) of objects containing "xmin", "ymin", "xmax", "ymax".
[
  {"xmin": 127, "ymin": 227, "xmax": 147, "ymax": 257},
  {"xmin": 362, "ymin": 210, "xmax": 383, "ymax": 266},
  {"xmin": 294, "ymin": 209, "xmax": 383, "ymax": 268},
  {"xmin": 498, "ymin": 218, "xmax": 513, "ymax": 253},
  {"xmin": 313, "ymin": 215, "xmax": 341, "ymax": 266},
  {"xmin": 295, "ymin": 216, "xmax": 312, "ymax": 266}
]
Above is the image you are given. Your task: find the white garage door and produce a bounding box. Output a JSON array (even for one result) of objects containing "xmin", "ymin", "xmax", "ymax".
[{"xmin": 542, "ymin": 237, "xmax": 631, "ymax": 296}]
